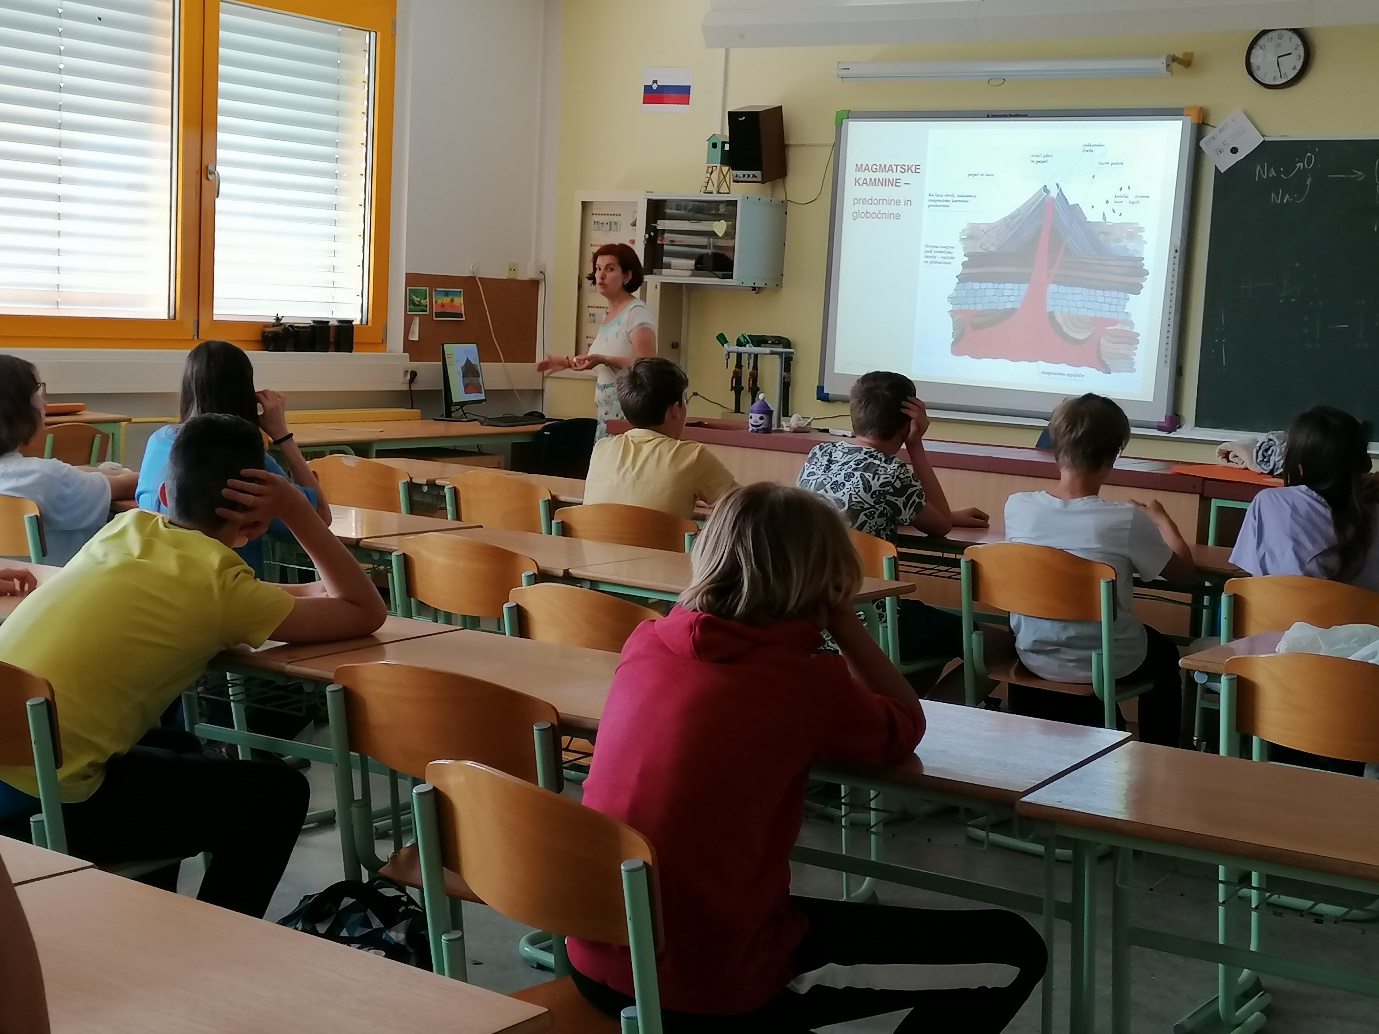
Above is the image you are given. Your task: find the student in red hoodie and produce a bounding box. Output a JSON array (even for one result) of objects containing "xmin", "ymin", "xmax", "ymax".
[{"xmin": 566, "ymin": 483, "xmax": 1046, "ymax": 1031}]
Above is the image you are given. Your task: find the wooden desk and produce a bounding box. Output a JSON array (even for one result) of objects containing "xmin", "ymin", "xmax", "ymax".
[
  {"xmin": 45, "ymin": 410, "xmax": 131, "ymax": 463},
  {"xmin": 1018, "ymin": 742, "xmax": 1379, "ymax": 1032},
  {"xmin": 372, "ymin": 455, "xmax": 505, "ymax": 484},
  {"xmin": 18, "ymin": 867, "xmax": 550, "ymax": 1033},
  {"xmin": 218, "ymin": 615, "xmax": 457, "ymax": 676},
  {"xmin": 570, "ymin": 551, "xmax": 915, "ymax": 606},
  {"xmin": 1178, "ymin": 630, "xmax": 1284, "ymax": 675},
  {"xmin": 0, "ymin": 561, "xmax": 62, "ymax": 623},
  {"xmin": 821, "ymin": 700, "xmax": 1128, "ymax": 808},
  {"xmin": 280, "ymin": 629, "xmax": 620, "ymax": 733},
  {"xmin": 326, "ymin": 504, "xmax": 475, "ymax": 546},
  {"xmin": 485, "ymin": 470, "xmax": 588, "ymax": 504},
  {"xmin": 292, "ymin": 419, "xmax": 544, "ymax": 458},
  {"xmin": 1, "ymin": 836, "xmax": 92, "ymax": 886}
]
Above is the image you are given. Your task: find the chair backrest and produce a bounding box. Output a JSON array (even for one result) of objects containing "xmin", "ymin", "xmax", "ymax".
[
  {"xmin": 506, "ymin": 583, "xmax": 658, "ymax": 653},
  {"xmin": 451, "ymin": 469, "xmax": 551, "ymax": 533},
  {"xmin": 0, "ymin": 661, "xmax": 58, "ymax": 769},
  {"xmin": 0, "ymin": 496, "xmax": 43, "ymax": 562},
  {"xmin": 554, "ymin": 503, "xmax": 697, "ymax": 553},
  {"xmin": 532, "ymin": 417, "xmax": 597, "ymax": 478},
  {"xmin": 849, "ymin": 528, "xmax": 898, "ymax": 580},
  {"xmin": 1225, "ymin": 652, "xmax": 1379, "ymax": 764},
  {"xmin": 424, "ymin": 759, "xmax": 660, "ymax": 948},
  {"xmin": 398, "ymin": 533, "xmax": 538, "ymax": 619},
  {"xmin": 307, "ymin": 454, "xmax": 409, "ymax": 513},
  {"xmin": 1223, "ymin": 575, "xmax": 1379, "ymax": 637},
  {"xmin": 44, "ymin": 423, "xmax": 109, "ymax": 465},
  {"xmin": 333, "ymin": 663, "xmax": 558, "ymax": 782},
  {"xmin": 963, "ymin": 542, "xmax": 1114, "ymax": 622}
]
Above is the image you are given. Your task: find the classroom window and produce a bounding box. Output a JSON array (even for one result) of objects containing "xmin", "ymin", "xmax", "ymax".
[
  {"xmin": 0, "ymin": 0, "xmax": 177, "ymax": 318},
  {"xmin": 211, "ymin": 3, "xmax": 373, "ymax": 323},
  {"xmin": 0, "ymin": 0, "xmax": 394, "ymax": 349}
]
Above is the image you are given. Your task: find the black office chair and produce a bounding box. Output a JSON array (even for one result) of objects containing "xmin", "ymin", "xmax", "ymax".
[{"xmin": 529, "ymin": 418, "xmax": 597, "ymax": 478}]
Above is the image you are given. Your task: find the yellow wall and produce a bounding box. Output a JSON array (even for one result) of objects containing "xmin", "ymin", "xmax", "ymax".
[{"xmin": 549, "ymin": 3, "xmax": 1379, "ymax": 461}]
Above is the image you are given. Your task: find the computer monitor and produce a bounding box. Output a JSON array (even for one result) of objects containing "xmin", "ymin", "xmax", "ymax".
[{"xmin": 441, "ymin": 342, "xmax": 485, "ymax": 417}]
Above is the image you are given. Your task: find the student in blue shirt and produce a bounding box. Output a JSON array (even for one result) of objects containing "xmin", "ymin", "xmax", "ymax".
[{"xmin": 136, "ymin": 340, "xmax": 331, "ymax": 577}]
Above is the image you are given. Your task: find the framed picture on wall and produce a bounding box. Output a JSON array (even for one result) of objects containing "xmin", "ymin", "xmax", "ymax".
[
  {"xmin": 406, "ymin": 286, "xmax": 430, "ymax": 314},
  {"xmin": 434, "ymin": 288, "xmax": 465, "ymax": 320}
]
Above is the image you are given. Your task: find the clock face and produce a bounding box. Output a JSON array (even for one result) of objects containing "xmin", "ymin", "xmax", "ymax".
[{"xmin": 1247, "ymin": 28, "xmax": 1310, "ymax": 89}]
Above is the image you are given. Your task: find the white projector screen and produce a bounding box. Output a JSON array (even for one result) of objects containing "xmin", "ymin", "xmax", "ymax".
[{"xmin": 818, "ymin": 109, "xmax": 1197, "ymax": 427}]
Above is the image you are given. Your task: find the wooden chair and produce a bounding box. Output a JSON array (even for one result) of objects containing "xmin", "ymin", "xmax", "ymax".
[
  {"xmin": 444, "ymin": 468, "xmax": 552, "ymax": 533},
  {"xmin": 553, "ymin": 503, "xmax": 697, "ymax": 553},
  {"xmin": 1190, "ymin": 576, "xmax": 1379, "ymax": 745},
  {"xmin": 0, "ymin": 661, "xmax": 180, "ymax": 880},
  {"xmin": 847, "ymin": 528, "xmax": 950, "ymax": 676},
  {"xmin": 42, "ymin": 423, "xmax": 110, "ymax": 465},
  {"xmin": 0, "ymin": 495, "xmax": 45, "ymax": 562},
  {"xmin": 960, "ymin": 543, "xmax": 1158, "ymax": 730},
  {"xmin": 0, "ymin": 852, "xmax": 49, "ymax": 1034},
  {"xmin": 327, "ymin": 662, "xmax": 561, "ymax": 977},
  {"xmin": 503, "ymin": 583, "xmax": 658, "ymax": 653},
  {"xmin": 307, "ymin": 454, "xmax": 411, "ymax": 514},
  {"xmin": 1212, "ymin": 652, "xmax": 1379, "ymax": 1026},
  {"xmin": 390, "ymin": 533, "xmax": 538, "ymax": 626},
  {"xmin": 413, "ymin": 760, "xmax": 663, "ymax": 1032}
]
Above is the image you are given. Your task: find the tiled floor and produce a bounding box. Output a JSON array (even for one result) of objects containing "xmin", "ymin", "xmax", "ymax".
[{"xmin": 177, "ymin": 745, "xmax": 1379, "ymax": 1033}]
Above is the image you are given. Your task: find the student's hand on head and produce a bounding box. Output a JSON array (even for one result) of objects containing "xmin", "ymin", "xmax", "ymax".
[
  {"xmin": 256, "ymin": 389, "xmax": 289, "ymax": 440},
  {"xmin": 901, "ymin": 397, "xmax": 930, "ymax": 442},
  {"xmin": 0, "ymin": 568, "xmax": 37, "ymax": 597},
  {"xmin": 217, "ymin": 469, "xmax": 303, "ymax": 540},
  {"xmin": 951, "ymin": 507, "xmax": 990, "ymax": 528}
]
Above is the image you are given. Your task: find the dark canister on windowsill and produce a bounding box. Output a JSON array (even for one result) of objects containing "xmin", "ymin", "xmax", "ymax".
[
  {"xmin": 311, "ymin": 319, "xmax": 331, "ymax": 351},
  {"xmin": 333, "ymin": 319, "xmax": 354, "ymax": 352}
]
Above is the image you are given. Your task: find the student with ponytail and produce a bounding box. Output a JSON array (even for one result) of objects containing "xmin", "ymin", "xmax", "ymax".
[{"xmin": 1230, "ymin": 406, "xmax": 1379, "ymax": 590}]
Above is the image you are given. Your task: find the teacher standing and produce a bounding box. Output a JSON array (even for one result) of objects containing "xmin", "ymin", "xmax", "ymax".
[{"xmin": 538, "ymin": 243, "xmax": 656, "ymax": 439}]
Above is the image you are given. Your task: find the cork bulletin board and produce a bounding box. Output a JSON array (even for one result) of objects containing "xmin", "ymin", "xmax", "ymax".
[{"xmin": 403, "ymin": 272, "xmax": 539, "ymax": 364}]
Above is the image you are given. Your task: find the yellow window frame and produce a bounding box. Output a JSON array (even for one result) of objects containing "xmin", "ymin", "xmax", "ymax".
[{"xmin": 0, "ymin": 0, "xmax": 394, "ymax": 353}]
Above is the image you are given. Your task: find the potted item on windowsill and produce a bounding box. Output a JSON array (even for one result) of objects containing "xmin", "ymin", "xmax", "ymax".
[{"xmin": 261, "ymin": 315, "xmax": 289, "ymax": 352}]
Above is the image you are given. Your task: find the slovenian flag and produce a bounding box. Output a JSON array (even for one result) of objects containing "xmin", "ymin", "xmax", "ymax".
[{"xmin": 643, "ymin": 67, "xmax": 692, "ymax": 107}]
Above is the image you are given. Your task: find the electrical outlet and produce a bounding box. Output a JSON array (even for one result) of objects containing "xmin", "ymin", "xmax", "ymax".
[
  {"xmin": 467, "ymin": 261, "xmax": 479, "ymax": 276},
  {"xmin": 401, "ymin": 366, "xmax": 415, "ymax": 383},
  {"xmin": 506, "ymin": 262, "xmax": 519, "ymax": 279}
]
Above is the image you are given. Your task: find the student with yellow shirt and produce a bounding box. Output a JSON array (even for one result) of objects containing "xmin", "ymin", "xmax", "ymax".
[
  {"xmin": 583, "ymin": 357, "xmax": 737, "ymax": 519},
  {"xmin": 0, "ymin": 414, "xmax": 388, "ymax": 918}
]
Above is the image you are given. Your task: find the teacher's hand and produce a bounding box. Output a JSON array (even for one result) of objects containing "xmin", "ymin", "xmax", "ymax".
[
  {"xmin": 570, "ymin": 353, "xmax": 604, "ymax": 371},
  {"xmin": 536, "ymin": 355, "xmax": 573, "ymax": 373}
]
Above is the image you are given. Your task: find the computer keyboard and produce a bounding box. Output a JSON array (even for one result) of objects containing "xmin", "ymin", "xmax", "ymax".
[{"xmin": 476, "ymin": 413, "xmax": 544, "ymax": 427}]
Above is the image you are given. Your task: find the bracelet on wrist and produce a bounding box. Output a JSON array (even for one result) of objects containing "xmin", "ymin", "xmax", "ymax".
[{"xmin": 270, "ymin": 432, "xmax": 294, "ymax": 446}]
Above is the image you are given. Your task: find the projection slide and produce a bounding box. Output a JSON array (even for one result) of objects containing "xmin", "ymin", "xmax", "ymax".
[{"xmin": 820, "ymin": 111, "xmax": 1196, "ymax": 424}]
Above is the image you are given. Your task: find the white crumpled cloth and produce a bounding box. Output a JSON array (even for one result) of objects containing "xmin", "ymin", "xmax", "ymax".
[{"xmin": 1276, "ymin": 621, "xmax": 1379, "ymax": 663}]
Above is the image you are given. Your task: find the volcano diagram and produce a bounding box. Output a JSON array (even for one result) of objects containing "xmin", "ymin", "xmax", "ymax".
[{"xmin": 946, "ymin": 186, "xmax": 1148, "ymax": 373}]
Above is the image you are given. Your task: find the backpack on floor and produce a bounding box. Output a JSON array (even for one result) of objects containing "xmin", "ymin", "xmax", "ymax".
[{"xmin": 277, "ymin": 877, "xmax": 431, "ymax": 969}]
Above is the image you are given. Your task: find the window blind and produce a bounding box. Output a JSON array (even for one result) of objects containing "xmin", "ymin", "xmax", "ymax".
[
  {"xmin": 0, "ymin": 0, "xmax": 175, "ymax": 318},
  {"xmin": 214, "ymin": 3, "xmax": 372, "ymax": 323}
]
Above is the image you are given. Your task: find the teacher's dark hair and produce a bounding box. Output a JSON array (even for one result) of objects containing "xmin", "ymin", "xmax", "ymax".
[
  {"xmin": 1283, "ymin": 405, "xmax": 1377, "ymax": 583},
  {"xmin": 586, "ymin": 243, "xmax": 644, "ymax": 294},
  {"xmin": 0, "ymin": 355, "xmax": 43, "ymax": 455},
  {"xmin": 179, "ymin": 340, "xmax": 260, "ymax": 427}
]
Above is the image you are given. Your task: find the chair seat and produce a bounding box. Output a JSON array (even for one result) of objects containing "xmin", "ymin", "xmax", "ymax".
[
  {"xmin": 984, "ymin": 644, "xmax": 1156, "ymax": 698},
  {"xmin": 510, "ymin": 976, "xmax": 621, "ymax": 1033},
  {"xmin": 379, "ymin": 845, "xmax": 481, "ymax": 902}
]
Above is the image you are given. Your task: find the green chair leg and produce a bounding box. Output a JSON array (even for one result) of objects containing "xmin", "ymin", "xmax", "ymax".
[
  {"xmin": 444, "ymin": 483, "xmax": 460, "ymax": 521},
  {"xmin": 325, "ymin": 685, "xmax": 362, "ymax": 881},
  {"xmin": 26, "ymin": 697, "xmax": 66, "ymax": 854}
]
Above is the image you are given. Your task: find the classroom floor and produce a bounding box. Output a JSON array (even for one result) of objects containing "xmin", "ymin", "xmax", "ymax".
[{"xmin": 177, "ymin": 737, "xmax": 1379, "ymax": 1033}]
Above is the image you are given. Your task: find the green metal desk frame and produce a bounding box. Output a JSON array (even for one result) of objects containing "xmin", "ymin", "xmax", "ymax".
[{"xmin": 296, "ymin": 429, "xmax": 541, "ymax": 459}]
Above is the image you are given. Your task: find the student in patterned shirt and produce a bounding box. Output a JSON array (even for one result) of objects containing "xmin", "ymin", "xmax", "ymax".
[{"xmin": 798, "ymin": 372, "xmax": 988, "ymax": 673}]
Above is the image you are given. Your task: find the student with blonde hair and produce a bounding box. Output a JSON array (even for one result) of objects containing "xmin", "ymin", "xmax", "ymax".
[{"xmin": 567, "ymin": 482, "xmax": 1046, "ymax": 1031}]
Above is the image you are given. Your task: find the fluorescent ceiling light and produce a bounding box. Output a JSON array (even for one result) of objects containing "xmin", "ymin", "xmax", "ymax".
[{"xmin": 835, "ymin": 55, "xmax": 1189, "ymax": 80}]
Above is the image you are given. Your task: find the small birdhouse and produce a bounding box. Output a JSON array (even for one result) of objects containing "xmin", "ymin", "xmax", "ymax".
[{"xmin": 706, "ymin": 134, "xmax": 728, "ymax": 166}]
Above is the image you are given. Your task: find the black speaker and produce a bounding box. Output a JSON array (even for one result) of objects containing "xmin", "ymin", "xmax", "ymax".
[{"xmin": 728, "ymin": 105, "xmax": 785, "ymax": 184}]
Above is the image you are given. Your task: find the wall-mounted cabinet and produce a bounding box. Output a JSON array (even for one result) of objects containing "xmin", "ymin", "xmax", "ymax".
[{"xmin": 643, "ymin": 194, "xmax": 786, "ymax": 289}]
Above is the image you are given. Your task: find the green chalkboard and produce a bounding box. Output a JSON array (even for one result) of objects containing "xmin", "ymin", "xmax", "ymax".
[{"xmin": 1197, "ymin": 138, "xmax": 1379, "ymax": 433}]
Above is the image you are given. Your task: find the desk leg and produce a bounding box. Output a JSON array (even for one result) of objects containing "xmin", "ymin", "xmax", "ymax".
[
  {"xmin": 227, "ymin": 675, "xmax": 253, "ymax": 762},
  {"xmin": 1112, "ymin": 848, "xmax": 1132, "ymax": 1034},
  {"xmin": 1041, "ymin": 826, "xmax": 1057, "ymax": 1034},
  {"xmin": 1070, "ymin": 839, "xmax": 1096, "ymax": 1034}
]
